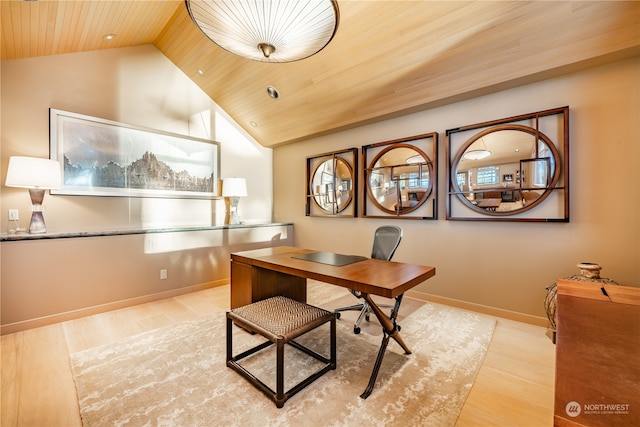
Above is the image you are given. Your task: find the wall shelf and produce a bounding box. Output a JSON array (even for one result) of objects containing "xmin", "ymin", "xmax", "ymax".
[{"xmin": 0, "ymin": 223, "xmax": 293, "ymax": 242}]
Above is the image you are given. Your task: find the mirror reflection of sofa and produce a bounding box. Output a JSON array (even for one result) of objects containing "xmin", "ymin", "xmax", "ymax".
[{"xmin": 474, "ymin": 188, "xmax": 541, "ymax": 204}]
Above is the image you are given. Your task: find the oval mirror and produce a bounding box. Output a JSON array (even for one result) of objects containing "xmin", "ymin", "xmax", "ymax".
[
  {"xmin": 452, "ymin": 124, "xmax": 561, "ymax": 215},
  {"xmin": 310, "ymin": 157, "xmax": 354, "ymax": 214},
  {"xmin": 366, "ymin": 144, "xmax": 433, "ymax": 215}
]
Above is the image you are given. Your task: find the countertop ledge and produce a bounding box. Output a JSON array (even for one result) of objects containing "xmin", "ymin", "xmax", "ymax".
[{"xmin": 0, "ymin": 223, "xmax": 293, "ymax": 241}]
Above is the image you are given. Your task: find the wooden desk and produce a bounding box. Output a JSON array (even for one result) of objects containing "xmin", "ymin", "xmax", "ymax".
[
  {"xmin": 476, "ymin": 198, "xmax": 502, "ymax": 211},
  {"xmin": 230, "ymin": 246, "xmax": 436, "ymax": 398}
]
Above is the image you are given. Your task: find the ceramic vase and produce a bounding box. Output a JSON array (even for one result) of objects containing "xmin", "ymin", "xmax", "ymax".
[{"xmin": 544, "ymin": 262, "xmax": 618, "ymax": 343}]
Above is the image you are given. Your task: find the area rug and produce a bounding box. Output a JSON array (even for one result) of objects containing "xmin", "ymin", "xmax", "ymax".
[{"xmin": 69, "ymin": 298, "xmax": 495, "ymax": 427}]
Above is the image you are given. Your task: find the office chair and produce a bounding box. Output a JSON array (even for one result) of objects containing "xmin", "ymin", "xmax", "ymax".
[{"xmin": 335, "ymin": 225, "xmax": 403, "ymax": 334}]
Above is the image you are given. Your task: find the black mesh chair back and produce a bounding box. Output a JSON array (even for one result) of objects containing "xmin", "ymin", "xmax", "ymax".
[
  {"xmin": 335, "ymin": 225, "xmax": 403, "ymax": 334},
  {"xmin": 371, "ymin": 225, "xmax": 403, "ymax": 261}
]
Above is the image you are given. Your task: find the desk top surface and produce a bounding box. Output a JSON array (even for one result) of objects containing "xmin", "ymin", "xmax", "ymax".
[
  {"xmin": 476, "ymin": 198, "xmax": 502, "ymax": 208},
  {"xmin": 231, "ymin": 246, "xmax": 436, "ymax": 298}
]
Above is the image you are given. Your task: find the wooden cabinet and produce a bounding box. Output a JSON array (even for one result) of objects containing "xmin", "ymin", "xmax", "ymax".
[{"xmin": 554, "ymin": 279, "xmax": 640, "ymax": 427}]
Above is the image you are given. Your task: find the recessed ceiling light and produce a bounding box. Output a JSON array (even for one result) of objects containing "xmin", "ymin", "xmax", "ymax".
[
  {"xmin": 103, "ymin": 34, "xmax": 116, "ymax": 40},
  {"xmin": 266, "ymin": 86, "xmax": 279, "ymax": 99},
  {"xmin": 197, "ymin": 68, "xmax": 205, "ymax": 76},
  {"xmin": 250, "ymin": 121, "xmax": 258, "ymax": 127}
]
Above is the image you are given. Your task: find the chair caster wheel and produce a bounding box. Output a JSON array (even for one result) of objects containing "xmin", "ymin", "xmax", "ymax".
[
  {"xmin": 354, "ymin": 327, "xmax": 361, "ymax": 334},
  {"xmin": 365, "ymin": 314, "xmax": 370, "ymax": 322},
  {"xmin": 336, "ymin": 312, "xmax": 341, "ymax": 319}
]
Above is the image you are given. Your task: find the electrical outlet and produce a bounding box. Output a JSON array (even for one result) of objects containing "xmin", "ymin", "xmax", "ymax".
[
  {"xmin": 160, "ymin": 269, "xmax": 168, "ymax": 280},
  {"xmin": 8, "ymin": 209, "xmax": 19, "ymax": 221}
]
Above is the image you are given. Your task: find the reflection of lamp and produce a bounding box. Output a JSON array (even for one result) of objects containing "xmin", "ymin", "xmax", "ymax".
[
  {"xmin": 5, "ymin": 156, "xmax": 62, "ymax": 233},
  {"xmin": 463, "ymin": 138, "xmax": 491, "ymax": 160},
  {"xmin": 222, "ymin": 177, "xmax": 247, "ymax": 225},
  {"xmin": 186, "ymin": 0, "xmax": 339, "ymax": 63}
]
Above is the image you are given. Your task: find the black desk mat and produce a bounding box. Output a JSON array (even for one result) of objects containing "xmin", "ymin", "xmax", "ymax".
[{"xmin": 292, "ymin": 252, "xmax": 368, "ymax": 266}]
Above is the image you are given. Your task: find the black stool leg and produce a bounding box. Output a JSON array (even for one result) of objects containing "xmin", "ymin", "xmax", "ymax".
[
  {"xmin": 226, "ymin": 315, "xmax": 233, "ymax": 364},
  {"xmin": 330, "ymin": 317, "xmax": 337, "ymax": 369},
  {"xmin": 275, "ymin": 338, "xmax": 286, "ymax": 408}
]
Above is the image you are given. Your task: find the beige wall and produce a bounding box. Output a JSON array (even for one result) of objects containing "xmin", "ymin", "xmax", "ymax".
[
  {"xmin": 1, "ymin": 45, "xmax": 273, "ymax": 233},
  {"xmin": 273, "ymin": 57, "xmax": 640, "ymax": 320},
  {"xmin": 0, "ymin": 45, "xmax": 278, "ymax": 332},
  {"xmin": 1, "ymin": 45, "xmax": 638, "ymax": 326},
  {"xmin": 0, "ymin": 225, "xmax": 292, "ymax": 332}
]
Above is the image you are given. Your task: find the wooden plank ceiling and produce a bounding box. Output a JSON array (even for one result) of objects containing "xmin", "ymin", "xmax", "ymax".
[{"xmin": 2, "ymin": 1, "xmax": 639, "ymax": 147}]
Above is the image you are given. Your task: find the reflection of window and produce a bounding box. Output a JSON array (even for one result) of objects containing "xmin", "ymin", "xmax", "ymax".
[
  {"xmin": 456, "ymin": 172, "xmax": 466, "ymax": 186},
  {"xmin": 533, "ymin": 159, "xmax": 550, "ymax": 187},
  {"xmin": 534, "ymin": 142, "xmax": 554, "ymax": 187},
  {"xmin": 404, "ymin": 170, "xmax": 430, "ymax": 188},
  {"xmin": 423, "ymin": 173, "xmax": 430, "ymax": 188},
  {"xmin": 476, "ymin": 166, "xmax": 499, "ymax": 185},
  {"xmin": 408, "ymin": 172, "xmax": 418, "ymax": 188}
]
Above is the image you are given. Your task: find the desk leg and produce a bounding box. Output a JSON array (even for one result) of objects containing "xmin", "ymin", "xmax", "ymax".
[{"xmin": 359, "ymin": 293, "xmax": 411, "ymax": 399}]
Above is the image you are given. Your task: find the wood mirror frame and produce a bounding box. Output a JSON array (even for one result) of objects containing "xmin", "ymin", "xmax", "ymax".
[
  {"xmin": 363, "ymin": 133, "xmax": 438, "ymax": 219},
  {"xmin": 446, "ymin": 107, "xmax": 569, "ymax": 222},
  {"xmin": 306, "ymin": 148, "xmax": 358, "ymax": 217}
]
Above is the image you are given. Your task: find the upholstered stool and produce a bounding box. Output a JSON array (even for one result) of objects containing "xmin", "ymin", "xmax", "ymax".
[{"xmin": 226, "ymin": 296, "xmax": 336, "ymax": 408}]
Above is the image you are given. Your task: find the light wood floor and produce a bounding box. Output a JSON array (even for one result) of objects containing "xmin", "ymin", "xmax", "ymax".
[{"xmin": 1, "ymin": 284, "xmax": 555, "ymax": 426}]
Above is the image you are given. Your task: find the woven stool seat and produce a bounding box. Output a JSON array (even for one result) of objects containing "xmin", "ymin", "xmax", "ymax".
[{"xmin": 226, "ymin": 296, "xmax": 336, "ymax": 408}]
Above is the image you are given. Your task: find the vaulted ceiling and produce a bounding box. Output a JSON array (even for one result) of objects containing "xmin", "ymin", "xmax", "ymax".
[{"xmin": 2, "ymin": 1, "xmax": 638, "ymax": 147}]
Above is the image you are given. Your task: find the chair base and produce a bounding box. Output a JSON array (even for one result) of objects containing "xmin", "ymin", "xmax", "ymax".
[
  {"xmin": 335, "ymin": 301, "xmax": 392, "ymax": 334},
  {"xmin": 226, "ymin": 297, "xmax": 336, "ymax": 408}
]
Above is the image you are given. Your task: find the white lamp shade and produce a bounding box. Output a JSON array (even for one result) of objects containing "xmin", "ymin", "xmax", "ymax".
[
  {"xmin": 5, "ymin": 156, "xmax": 62, "ymax": 189},
  {"xmin": 222, "ymin": 177, "xmax": 247, "ymax": 197}
]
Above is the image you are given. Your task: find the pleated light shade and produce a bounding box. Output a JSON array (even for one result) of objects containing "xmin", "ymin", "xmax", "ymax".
[{"xmin": 186, "ymin": 0, "xmax": 339, "ymax": 63}]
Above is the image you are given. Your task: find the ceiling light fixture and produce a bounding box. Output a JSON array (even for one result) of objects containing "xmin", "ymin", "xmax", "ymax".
[
  {"xmin": 185, "ymin": 0, "xmax": 340, "ymax": 63},
  {"xmin": 463, "ymin": 138, "xmax": 491, "ymax": 160},
  {"xmin": 103, "ymin": 34, "xmax": 116, "ymax": 40},
  {"xmin": 463, "ymin": 150, "xmax": 491, "ymax": 160},
  {"xmin": 406, "ymin": 154, "xmax": 426, "ymax": 164}
]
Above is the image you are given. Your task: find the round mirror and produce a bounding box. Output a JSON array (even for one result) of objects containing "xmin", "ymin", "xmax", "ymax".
[
  {"xmin": 452, "ymin": 124, "xmax": 561, "ymax": 215},
  {"xmin": 310, "ymin": 157, "xmax": 354, "ymax": 214},
  {"xmin": 366, "ymin": 144, "xmax": 433, "ymax": 215}
]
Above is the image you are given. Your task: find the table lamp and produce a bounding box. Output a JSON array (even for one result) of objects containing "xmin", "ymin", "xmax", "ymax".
[
  {"xmin": 222, "ymin": 177, "xmax": 247, "ymax": 225},
  {"xmin": 5, "ymin": 156, "xmax": 62, "ymax": 233}
]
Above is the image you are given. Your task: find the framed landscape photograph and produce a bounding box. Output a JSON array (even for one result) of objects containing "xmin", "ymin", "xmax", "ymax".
[{"xmin": 49, "ymin": 109, "xmax": 220, "ymax": 198}]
